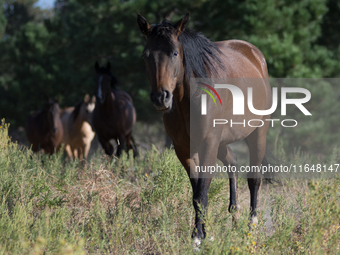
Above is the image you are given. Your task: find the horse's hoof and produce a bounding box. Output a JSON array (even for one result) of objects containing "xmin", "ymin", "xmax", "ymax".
[
  {"xmin": 248, "ymin": 215, "xmax": 259, "ymax": 231},
  {"xmin": 193, "ymin": 237, "xmax": 201, "ymax": 252},
  {"xmin": 251, "ymin": 215, "xmax": 258, "ymax": 225}
]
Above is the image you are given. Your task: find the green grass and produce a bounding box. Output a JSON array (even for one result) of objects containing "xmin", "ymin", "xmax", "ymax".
[{"xmin": 0, "ymin": 120, "xmax": 339, "ymax": 254}]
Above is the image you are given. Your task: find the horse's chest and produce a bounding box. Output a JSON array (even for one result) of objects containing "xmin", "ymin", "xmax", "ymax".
[{"xmin": 163, "ymin": 111, "xmax": 189, "ymax": 145}]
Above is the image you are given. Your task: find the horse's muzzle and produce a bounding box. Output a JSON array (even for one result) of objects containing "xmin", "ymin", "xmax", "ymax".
[{"xmin": 150, "ymin": 90, "xmax": 173, "ymax": 112}]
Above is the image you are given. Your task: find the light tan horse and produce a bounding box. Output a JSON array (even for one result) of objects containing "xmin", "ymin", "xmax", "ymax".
[{"xmin": 61, "ymin": 94, "xmax": 96, "ymax": 159}]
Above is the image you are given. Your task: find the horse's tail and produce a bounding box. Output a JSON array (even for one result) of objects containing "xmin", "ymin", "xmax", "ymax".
[{"xmin": 261, "ymin": 147, "xmax": 282, "ymax": 184}]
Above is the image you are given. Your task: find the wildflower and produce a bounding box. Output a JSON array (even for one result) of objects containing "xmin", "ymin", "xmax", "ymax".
[
  {"xmin": 145, "ymin": 173, "xmax": 148, "ymax": 178},
  {"xmin": 248, "ymin": 233, "xmax": 251, "ymax": 236}
]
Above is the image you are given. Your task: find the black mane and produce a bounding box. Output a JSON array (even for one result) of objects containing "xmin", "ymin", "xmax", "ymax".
[
  {"xmin": 96, "ymin": 67, "xmax": 118, "ymax": 89},
  {"xmin": 149, "ymin": 20, "xmax": 224, "ymax": 81},
  {"xmin": 72, "ymin": 101, "xmax": 82, "ymax": 121}
]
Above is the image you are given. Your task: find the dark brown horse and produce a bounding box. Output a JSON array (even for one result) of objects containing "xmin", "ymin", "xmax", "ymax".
[
  {"xmin": 138, "ymin": 13, "xmax": 273, "ymax": 244},
  {"xmin": 92, "ymin": 62, "xmax": 137, "ymax": 157},
  {"xmin": 26, "ymin": 99, "xmax": 63, "ymax": 154}
]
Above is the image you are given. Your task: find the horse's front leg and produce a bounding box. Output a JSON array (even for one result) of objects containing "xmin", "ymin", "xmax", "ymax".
[
  {"xmin": 116, "ymin": 136, "xmax": 125, "ymax": 157},
  {"xmin": 65, "ymin": 144, "xmax": 73, "ymax": 160},
  {"xmin": 97, "ymin": 135, "xmax": 114, "ymax": 157},
  {"xmin": 193, "ymin": 137, "xmax": 219, "ymax": 240}
]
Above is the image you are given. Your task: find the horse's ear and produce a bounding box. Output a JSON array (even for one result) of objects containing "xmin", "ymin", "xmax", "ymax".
[
  {"xmin": 84, "ymin": 94, "xmax": 90, "ymax": 103},
  {"xmin": 107, "ymin": 62, "xmax": 111, "ymax": 71},
  {"xmin": 95, "ymin": 61, "xmax": 99, "ymax": 72},
  {"xmin": 174, "ymin": 12, "xmax": 190, "ymax": 36},
  {"xmin": 137, "ymin": 13, "xmax": 151, "ymax": 36},
  {"xmin": 91, "ymin": 95, "xmax": 96, "ymax": 103}
]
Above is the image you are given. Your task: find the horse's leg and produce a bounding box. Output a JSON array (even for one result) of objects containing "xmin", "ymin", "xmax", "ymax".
[
  {"xmin": 124, "ymin": 133, "xmax": 138, "ymax": 158},
  {"xmin": 246, "ymin": 125, "xmax": 269, "ymax": 225},
  {"xmin": 217, "ymin": 144, "xmax": 238, "ymax": 221},
  {"xmin": 130, "ymin": 135, "xmax": 139, "ymax": 158},
  {"xmin": 65, "ymin": 145, "xmax": 73, "ymax": 160},
  {"xmin": 173, "ymin": 143, "xmax": 198, "ymax": 192},
  {"xmin": 32, "ymin": 144, "xmax": 39, "ymax": 153},
  {"xmin": 125, "ymin": 132, "xmax": 133, "ymax": 155},
  {"xmin": 84, "ymin": 143, "xmax": 91, "ymax": 159},
  {"xmin": 193, "ymin": 139, "xmax": 219, "ymax": 240},
  {"xmin": 97, "ymin": 135, "xmax": 114, "ymax": 156},
  {"xmin": 78, "ymin": 147, "xmax": 84, "ymax": 160},
  {"xmin": 71, "ymin": 146, "xmax": 78, "ymax": 159},
  {"xmin": 116, "ymin": 136, "xmax": 125, "ymax": 157}
]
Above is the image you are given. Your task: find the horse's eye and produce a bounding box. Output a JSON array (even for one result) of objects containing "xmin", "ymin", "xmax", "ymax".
[{"xmin": 173, "ymin": 52, "xmax": 178, "ymax": 57}]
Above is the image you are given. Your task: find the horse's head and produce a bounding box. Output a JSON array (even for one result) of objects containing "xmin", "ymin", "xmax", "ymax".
[
  {"xmin": 44, "ymin": 99, "xmax": 60, "ymax": 133},
  {"xmin": 138, "ymin": 13, "xmax": 189, "ymax": 112},
  {"xmin": 94, "ymin": 62, "xmax": 118, "ymax": 104},
  {"xmin": 82, "ymin": 94, "xmax": 96, "ymax": 119}
]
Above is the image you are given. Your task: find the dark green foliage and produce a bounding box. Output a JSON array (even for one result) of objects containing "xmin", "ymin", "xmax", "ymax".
[{"xmin": 0, "ymin": 0, "xmax": 340, "ymax": 155}]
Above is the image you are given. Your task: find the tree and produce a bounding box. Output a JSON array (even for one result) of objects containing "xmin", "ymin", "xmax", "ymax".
[{"xmin": 0, "ymin": 0, "xmax": 339, "ymax": 155}]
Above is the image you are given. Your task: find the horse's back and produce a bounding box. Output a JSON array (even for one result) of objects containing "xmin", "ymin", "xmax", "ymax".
[
  {"xmin": 214, "ymin": 39, "xmax": 269, "ymax": 79},
  {"xmin": 114, "ymin": 90, "xmax": 136, "ymax": 125},
  {"xmin": 114, "ymin": 90, "xmax": 134, "ymax": 104},
  {"xmin": 215, "ymin": 39, "xmax": 272, "ymax": 109},
  {"xmin": 60, "ymin": 107, "xmax": 74, "ymax": 118}
]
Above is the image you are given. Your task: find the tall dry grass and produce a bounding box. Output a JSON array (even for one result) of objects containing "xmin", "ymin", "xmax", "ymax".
[{"xmin": 0, "ymin": 120, "xmax": 339, "ymax": 254}]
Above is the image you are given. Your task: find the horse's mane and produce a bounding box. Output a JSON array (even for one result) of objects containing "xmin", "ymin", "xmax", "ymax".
[
  {"xmin": 96, "ymin": 67, "xmax": 118, "ymax": 89},
  {"xmin": 149, "ymin": 20, "xmax": 224, "ymax": 81},
  {"xmin": 72, "ymin": 101, "xmax": 82, "ymax": 121}
]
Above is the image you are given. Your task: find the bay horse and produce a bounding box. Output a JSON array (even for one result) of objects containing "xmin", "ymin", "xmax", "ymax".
[
  {"xmin": 138, "ymin": 13, "xmax": 273, "ymax": 243},
  {"xmin": 25, "ymin": 99, "xmax": 63, "ymax": 154},
  {"xmin": 61, "ymin": 94, "xmax": 96, "ymax": 159},
  {"xmin": 92, "ymin": 62, "xmax": 138, "ymax": 157}
]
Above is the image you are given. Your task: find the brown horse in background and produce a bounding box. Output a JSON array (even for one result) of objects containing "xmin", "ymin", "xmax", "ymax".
[
  {"xmin": 26, "ymin": 99, "xmax": 63, "ymax": 154},
  {"xmin": 138, "ymin": 13, "xmax": 273, "ymax": 244},
  {"xmin": 61, "ymin": 94, "xmax": 96, "ymax": 160},
  {"xmin": 92, "ymin": 62, "xmax": 137, "ymax": 157}
]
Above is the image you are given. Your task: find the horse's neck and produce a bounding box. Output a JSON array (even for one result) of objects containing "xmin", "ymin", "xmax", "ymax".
[
  {"xmin": 100, "ymin": 91, "xmax": 118, "ymax": 115},
  {"xmin": 73, "ymin": 111, "xmax": 85, "ymax": 128},
  {"xmin": 39, "ymin": 111, "xmax": 50, "ymax": 132},
  {"xmin": 173, "ymin": 80, "xmax": 190, "ymax": 117}
]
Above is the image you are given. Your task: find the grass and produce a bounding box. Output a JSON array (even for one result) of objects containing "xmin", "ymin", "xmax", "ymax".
[{"xmin": 0, "ymin": 120, "xmax": 339, "ymax": 254}]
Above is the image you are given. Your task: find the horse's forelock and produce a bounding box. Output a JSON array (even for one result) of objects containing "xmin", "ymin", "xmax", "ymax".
[
  {"xmin": 149, "ymin": 21, "xmax": 176, "ymax": 49},
  {"xmin": 96, "ymin": 67, "xmax": 118, "ymax": 89}
]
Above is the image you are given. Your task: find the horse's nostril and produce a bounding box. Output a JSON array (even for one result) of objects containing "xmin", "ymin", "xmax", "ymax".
[{"xmin": 164, "ymin": 90, "xmax": 171, "ymax": 99}]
